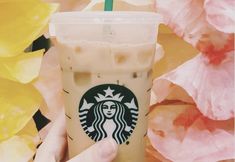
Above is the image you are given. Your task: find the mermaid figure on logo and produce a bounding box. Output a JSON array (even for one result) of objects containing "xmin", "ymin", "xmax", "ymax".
[{"xmin": 79, "ymin": 87, "xmax": 138, "ymax": 144}]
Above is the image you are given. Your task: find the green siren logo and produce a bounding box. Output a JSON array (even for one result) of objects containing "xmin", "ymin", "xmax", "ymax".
[{"xmin": 79, "ymin": 84, "xmax": 138, "ymax": 144}]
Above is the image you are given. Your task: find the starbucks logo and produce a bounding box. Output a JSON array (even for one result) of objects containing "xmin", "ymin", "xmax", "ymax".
[{"xmin": 79, "ymin": 84, "xmax": 138, "ymax": 144}]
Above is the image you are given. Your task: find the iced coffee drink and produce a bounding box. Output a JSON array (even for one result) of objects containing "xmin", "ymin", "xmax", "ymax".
[{"xmin": 50, "ymin": 12, "xmax": 161, "ymax": 162}]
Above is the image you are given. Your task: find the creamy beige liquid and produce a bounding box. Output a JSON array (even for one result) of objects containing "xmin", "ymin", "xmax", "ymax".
[{"xmin": 56, "ymin": 40, "xmax": 155, "ymax": 162}]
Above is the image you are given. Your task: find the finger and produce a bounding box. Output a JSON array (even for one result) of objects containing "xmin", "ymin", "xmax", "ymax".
[
  {"xmin": 34, "ymin": 111, "xmax": 67, "ymax": 162},
  {"xmin": 68, "ymin": 138, "xmax": 118, "ymax": 162}
]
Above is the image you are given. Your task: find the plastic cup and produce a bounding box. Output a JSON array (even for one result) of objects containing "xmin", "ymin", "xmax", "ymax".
[{"xmin": 50, "ymin": 11, "xmax": 161, "ymax": 162}]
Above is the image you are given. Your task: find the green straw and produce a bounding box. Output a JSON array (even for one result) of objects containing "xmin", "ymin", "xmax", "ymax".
[{"xmin": 104, "ymin": 0, "xmax": 113, "ymax": 11}]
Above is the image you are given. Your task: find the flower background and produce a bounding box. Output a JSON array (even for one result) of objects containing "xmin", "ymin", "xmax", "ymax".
[{"xmin": 0, "ymin": 0, "xmax": 234, "ymax": 162}]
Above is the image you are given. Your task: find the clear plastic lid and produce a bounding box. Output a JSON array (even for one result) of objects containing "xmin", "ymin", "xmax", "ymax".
[
  {"xmin": 50, "ymin": 11, "xmax": 162, "ymax": 43},
  {"xmin": 50, "ymin": 11, "xmax": 162, "ymax": 24}
]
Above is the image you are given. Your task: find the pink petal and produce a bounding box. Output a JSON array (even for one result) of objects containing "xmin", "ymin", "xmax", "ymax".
[
  {"xmin": 204, "ymin": 0, "xmax": 235, "ymax": 33},
  {"xmin": 33, "ymin": 47, "xmax": 64, "ymax": 121},
  {"xmin": 152, "ymin": 51, "xmax": 234, "ymax": 120},
  {"xmin": 146, "ymin": 137, "xmax": 171, "ymax": 162},
  {"xmin": 155, "ymin": 0, "xmax": 234, "ymax": 64},
  {"xmin": 148, "ymin": 105, "xmax": 235, "ymax": 162}
]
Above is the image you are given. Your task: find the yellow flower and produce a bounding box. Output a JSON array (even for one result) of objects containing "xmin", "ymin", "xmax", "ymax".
[
  {"xmin": 0, "ymin": 77, "xmax": 42, "ymax": 141},
  {"xmin": 0, "ymin": 0, "xmax": 57, "ymax": 57},
  {"xmin": 0, "ymin": 120, "xmax": 39, "ymax": 162},
  {"xmin": 0, "ymin": 50, "xmax": 44, "ymax": 83},
  {"xmin": 0, "ymin": 136, "xmax": 35, "ymax": 162},
  {"xmin": 0, "ymin": 0, "xmax": 58, "ymax": 161}
]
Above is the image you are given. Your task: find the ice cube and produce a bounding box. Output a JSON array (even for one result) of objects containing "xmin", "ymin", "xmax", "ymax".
[
  {"xmin": 74, "ymin": 72, "xmax": 91, "ymax": 86},
  {"xmin": 114, "ymin": 53, "xmax": 128, "ymax": 64}
]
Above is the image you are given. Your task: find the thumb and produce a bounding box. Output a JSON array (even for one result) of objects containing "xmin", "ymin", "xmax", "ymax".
[{"xmin": 67, "ymin": 138, "xmax": 118, "ymax": 162}]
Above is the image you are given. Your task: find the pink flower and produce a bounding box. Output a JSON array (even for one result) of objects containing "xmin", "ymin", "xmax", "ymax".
[
  {"xmin": 155, "ymin": 0, "xmax": 234, "ymax": 64},
  {"xmin": 148, "ymin": 0, "xmax": 235, "ymax": 161},
  {"xmin": 152, "ymin": 51, "xmax": 234, "ymax": 120},
  {"xmin": 148, "ymin": 104, "xmax": 235, "ymax": 162},
  {"xmin": 204, "ymin": 0, "xmax": 235, "ymax": 33}
]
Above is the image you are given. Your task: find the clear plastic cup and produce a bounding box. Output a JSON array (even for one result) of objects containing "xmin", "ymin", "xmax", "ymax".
[{"xmin": 50, "ymin": 11, "xmax": 161, "ymax": 162}]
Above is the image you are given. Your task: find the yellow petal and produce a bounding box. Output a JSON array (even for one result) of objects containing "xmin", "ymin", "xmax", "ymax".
[
  {"xmin": 0, "ymin": 0, "xmax": 58, "ymax": 57},
  {"xmin": 0, "ymin": 78, "xmax": 42, "ymax": 141},
  {"xmin": 0, "ymin": 50, "xmax": 44, "ymax": 83},
  {"xmin": 153, "ymin": 25, "xmax": 199, "ymax": 78},
  {"xmin": 17, "ymin": 119, "xmax": 40, "ymax": 151},
  {"xmin": 17, "ymin": 119, "xmax": 38, "ymax": 139},
  {"xmin": 44, "ymin": 0, "xmax": 90, "ymax": 11},
  {"xmin": 0, "ymin": 136, "xmax": 35, "ymax": 162}
]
